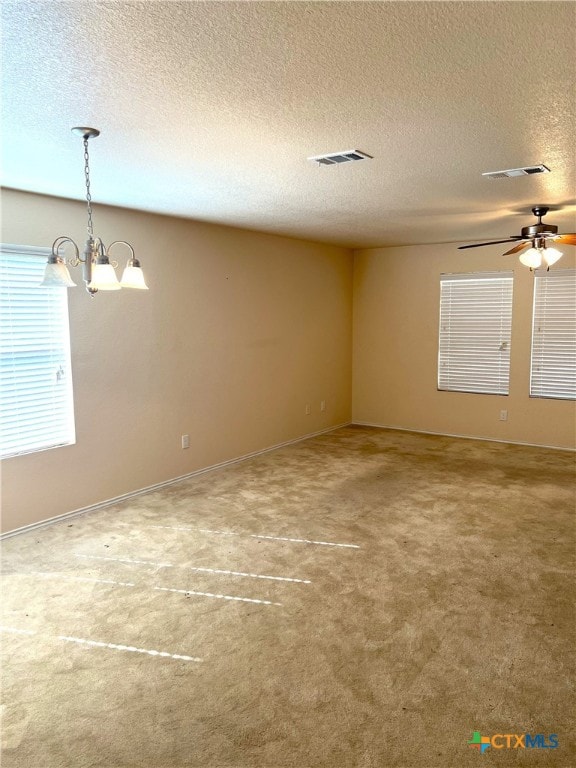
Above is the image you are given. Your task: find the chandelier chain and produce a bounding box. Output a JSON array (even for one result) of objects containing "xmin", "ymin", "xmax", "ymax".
[{"xmin": 83, "ymin": 137, "xmax": 94, "ymax": 237}]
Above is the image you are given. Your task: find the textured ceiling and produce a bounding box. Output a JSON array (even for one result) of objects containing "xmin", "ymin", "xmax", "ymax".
[{"xmin": 2, "ymin": 1, "xmax": 575, "ymax": 248}]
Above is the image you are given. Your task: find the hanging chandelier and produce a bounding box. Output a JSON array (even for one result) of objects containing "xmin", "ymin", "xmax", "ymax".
[{"xmin": 40, "ymin": 127, "xmax": 148, "ymax": 295}]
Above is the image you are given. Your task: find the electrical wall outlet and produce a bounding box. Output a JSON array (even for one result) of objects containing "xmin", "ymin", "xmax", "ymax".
[
  {"xmin": 305, "ymin": 404, "xmax": 311, "ymax": 415},
  {"xmin": 499, "ymin": 410, "xmax": 508, "ymax": 422},
  {"xmin": 181, "ymin": 434, "xmax": 190, "ymax": 449},
  {"xmin": 320, "ymin": 400, "xmax": 326, "ymax": 412}
]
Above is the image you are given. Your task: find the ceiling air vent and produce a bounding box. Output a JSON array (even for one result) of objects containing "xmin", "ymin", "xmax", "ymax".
[
  {"xmin": 308, "ymin": 149, "xmax": 373, "ymax": 166},
  {"xmin": 482, "ymin": 164, "xmax": 550, "ymax": 179}
]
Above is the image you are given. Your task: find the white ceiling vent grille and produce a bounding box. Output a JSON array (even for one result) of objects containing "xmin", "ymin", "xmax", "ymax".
[
  {"xmin": 308, "ymin": 150, "xmax": 372, "ymax": 166},
  {"xmin": 482, "ymin": 164, "xmax": 550, "ymax": 180}
]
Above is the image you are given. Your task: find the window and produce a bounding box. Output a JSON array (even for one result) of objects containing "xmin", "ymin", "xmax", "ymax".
[
  {"xmin": 0, "ymin": 244, "xmax": 76, "ymax": 457},
  {"xmin": 438, "ymin": 271, "xmax": 513, "ymax": 395},
  {"xmin": 530, "ymin": 269, "xmax": 576, "ymax": 400}
]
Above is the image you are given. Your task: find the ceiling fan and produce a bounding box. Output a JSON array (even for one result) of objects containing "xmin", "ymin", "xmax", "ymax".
[{"xmin": 459, "ymin": 206, "xmax": 576, "ymax": 268}]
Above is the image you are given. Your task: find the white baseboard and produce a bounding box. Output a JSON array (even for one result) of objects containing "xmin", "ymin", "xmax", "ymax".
[
  {"xmin": 352, "ymin": 420, "xmax": 575, "ymax": 452},
  {"xmin": 1, "ymin": 422, "xmax": 352, "ymax": 539}
]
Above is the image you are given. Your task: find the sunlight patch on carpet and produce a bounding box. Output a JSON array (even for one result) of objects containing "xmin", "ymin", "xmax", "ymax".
[
  {"xmin": 75, "ymin": 553, "xmax": 311, "ymax": 582},
  {"xmin": 154, "ymin": 586, "xmax": 282, "ymax": 606},
  {"xmin": 0, "ymin": 626, "xmax": 201, "ymax": 662},
  {"xmin": 151, "ymin": 524, "xmax": 361, "ymax": 548}
]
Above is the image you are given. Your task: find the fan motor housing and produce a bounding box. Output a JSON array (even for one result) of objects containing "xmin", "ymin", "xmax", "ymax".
[
  {"xmin": 522, "ymin": 224, "xmax": 558, "ymax": 240},
  {"xmin": 521, "ymin": 207, "xmax": 558, "ymax": 239},
  {"xmin": 521, "ymin": 223, "xmax": 558, "ymax": 238}
]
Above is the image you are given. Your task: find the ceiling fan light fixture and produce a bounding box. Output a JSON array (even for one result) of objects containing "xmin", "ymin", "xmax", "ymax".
[
  {"xmin": 542, "ymin": 246, "xmax": 563, "ymax": 267},
  {"xmin": 519, "ymin": 247, "xmax": 542, "ymax": 269}
]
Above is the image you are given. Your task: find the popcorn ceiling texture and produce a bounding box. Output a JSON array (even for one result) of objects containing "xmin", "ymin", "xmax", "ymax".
[
  {"xmin": 1, "ymin": 426, "xmax": 574, "ymax": 767},
  {"xmin": 2, "ymin": 1, "xmax": 575, "ymax": 247}
]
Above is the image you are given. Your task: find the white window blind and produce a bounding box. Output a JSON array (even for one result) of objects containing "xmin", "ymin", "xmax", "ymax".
[
  {"xmin": 530, "ymin": 269, "xmax": 576, "ymax": 400},
  {"xmin": 438, "ymin": 271, "xmax": 513, "ymax": 395},
  {"xmin": 0, "ymin": 244, "xmax": 76, "ymax": 458}
]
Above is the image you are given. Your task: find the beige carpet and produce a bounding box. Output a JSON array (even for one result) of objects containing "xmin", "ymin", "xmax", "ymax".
[{"xmin": 1, "ymin": 425, "xmax": 574, "ymax": 768}]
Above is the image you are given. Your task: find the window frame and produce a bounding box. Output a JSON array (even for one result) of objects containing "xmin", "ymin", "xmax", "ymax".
[
  {"xmin": 437, "ymin": 271, "xmax": 514, "ymax": 396},
  {"xmin": 0, "ymin": 243, "xmax": 76, "ymax": 458},
  {"xmin": 529, "ymin": 268, "xmax": 576, "ymax": 401}
]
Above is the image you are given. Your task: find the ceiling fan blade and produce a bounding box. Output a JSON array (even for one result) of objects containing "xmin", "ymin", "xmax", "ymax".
[
  {"xmin": 554, "ymin": 234, "xmax": 576, "ymax": 246},
  {"xmin": 503, "ymin": 241, "xmax": 530, "ymax": 256},
  {"xmin": 458, "ymin": 238, "xmax": 521, "ymax": 250}
]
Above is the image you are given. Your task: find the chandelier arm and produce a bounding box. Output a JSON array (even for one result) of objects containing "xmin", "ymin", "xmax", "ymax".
[
  {"xmin": 108, "ymin": 240, "xmax": 135, "ymax": 265},
  {"xmin": 92, "ymin": 237, "xmax": 118, "ymax": 267},
  {"xmin": 51, "ymin": 236, "xmax": 80, "ymax": 266},
  {"xmin": 92, "ymin": 236, "xmax": 105, "ymax": 253}
]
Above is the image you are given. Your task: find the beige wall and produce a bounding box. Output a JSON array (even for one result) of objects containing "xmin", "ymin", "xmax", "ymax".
[
  {"xmin": 353, "ymin": 242, "xmax": 576, "ymax": 449},
  {"xmin": 1, "ymin": 189, "xmax": 353, "ymax": 533},
  {"xmin": 3, "ymin": 189, "xmax": 574, "ymax": 534}
]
